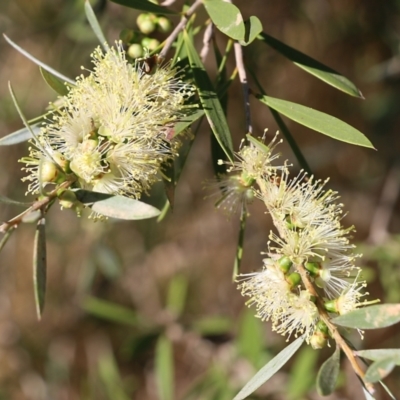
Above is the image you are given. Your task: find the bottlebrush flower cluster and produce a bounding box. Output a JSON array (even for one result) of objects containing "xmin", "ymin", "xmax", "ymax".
[
  {"xmin": 219, "ymin": 133, "xmax": 371, "ymax": 346},
  {"xmin": 20, "ymin": 43, "xmax": 195, "ymax": 200}
]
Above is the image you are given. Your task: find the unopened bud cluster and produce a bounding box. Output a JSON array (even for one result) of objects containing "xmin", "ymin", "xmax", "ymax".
[
  {"xmin": 217, "ymin": 133, "xmax": 374, "ymax": 346},
  {"xmin": 119, "ymin": 8, "xmax": 173, "ymax": 60},
  {"xmin": 20, "ymin": 42, "xmax": 195, "ymax": 214}
]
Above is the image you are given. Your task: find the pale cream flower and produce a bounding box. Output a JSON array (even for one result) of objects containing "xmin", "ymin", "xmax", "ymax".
[
  {"xmin": 21, "ymin": 42, "xmax": 195, "ymax": 200},
  {"xmin": 274, "ymin": 290, "xmax": 319, "ymax": 342}
]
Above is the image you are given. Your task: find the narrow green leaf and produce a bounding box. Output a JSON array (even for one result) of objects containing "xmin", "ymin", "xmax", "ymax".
[
  {"xmin": 82, "ymin": 296, "xmax": 143, "ymax": 327},
  {"xmin": 98, "ymin": 350, "xmax": 131, "ymax": 400},
  {"xmin": 166, "ymin": 274, "xmax": 188, "ymax": 317},
  {"xmin": 316, "ymin": 346, "xmax": 341, "ymax": 396},
  {"xmin": 365, "ymin": 358, "xmax": 396, "ymax": 383},
  {"xmin": 237, "ymin": 308, "xmax": 265, "ymax": 367},
  {"xmin": 192, "ymin": 316, "xmax": 232, "ymax": 336},
  {"xmin": 239, "ymin": 16, "xmax": 263, "ymax": 46},
  {"xmin": 8, "ymin": 83, "xmax": 40, "ymax": 143},
  {"xmin": 233, "ymin": 335, "xmax": 305, "ymax": 400},
  {"xmin": 22, "ymin": 210, "xmax": 41, "ymax": 224},
  {"xmin": 155, "ymin": 335, "xmax": 174, "ymax": 400},
  {"xmin": 248, "ymin": 68, "xmax": 312, "ymax": 174},
  {"xmin": 110, "ymin": 0, "xmax": 176, "ymax": 14},
  {"xmin": 332, "ymin": 304, "xmax": 400, "ymax": 329},
  {"xmin": 74, "ymin": 190, "xmax": 161, "ymax": 220},
  {"xmin": 3, "ymin": 34, "xmax": 75, "ymax": 85},
  {"xmin": 257, "ymin": 95, "xmax": 374, "ymax": 149},
  {"xmin": 203, "ymin": 0, "xmax": 245, "ymax": 41},
  {"xmin": 233, "ymin": 206, "xmax": 247, "ymax": 280},
  {"xmin": 33, "ymin": 217, "xmax": 46, "ymax": 320},
  {"xmin": 40, "ymin": 67, "xmax": 70, "ymax": 96},
  {"xmin": 0, "ymin": 228, "xmax": 15, "ymax": 254},
  {"xmin": 362, "ymin": 387, "xmax": 376, "ymax": 400},
  {"xmin": 0, "ymin": 195, "xmax": 32, "ymax": 207},
  {"xmin": 288, "ymin": 346, "xmax": 319, "ymax": 398},
  {"xmin": 183, "ymin": 31, "xmax": 234, "ymax": 162},
  {"xmin": 173, "ymin": 109, "xmax": 205, "ymax": 137},
  {"xmin": 0, "ymin": 124, "xmax": 39, "ymax": 146},
  {"xmin": 356, "ymin": 349, "xmax": 400, "ymax": 363},
  {"xmin": 84, "ymin": 0, "xmax": 109, "ymax": 50},
  {"xmin": 259, "ymin": 32, "xmax": 363, "ymax": 98}
]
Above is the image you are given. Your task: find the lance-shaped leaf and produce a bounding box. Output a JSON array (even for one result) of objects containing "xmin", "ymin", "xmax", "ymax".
[
  {"xmin": 257, "ymin": 95, "xmax": 374, "ymax": 149},
  {"xmin": 0, "ymin": 124, "xmax": 40, "ymax": 146},
  {"xmin": 84, "ymin": 0, "xmax": 109, "ymax": 50},
  {"xmin": 259, "ymin": 32, "xmax": 363, "ymax": 98},
  {"xmin": 173, "ymin": 109, "xmax": 205, "ymax": 138},
  {"xmin": 356, "ymin": 349, "xmax": 400, "ymax": 362},
  {"xmin": 184, "ymin": 31, "xmax": 234, "ymax": 162},
  {"xmin": 233, "ymin": 335, "xmax": 305, "ymax": 400},
  {"xmin": 33, "ymin": 217, "xmax": 46, "ymax": 320},
  {"xmin": 365, "ymin": 358, "xmax": 397, "ymax": 383},
  {"xmin": 0, "ymin": 228, "xmax": 15, "ymax": 254},
  {"xmin": 110, "ymin": 0, "xmax": 177, "ymax": 14},
  {"xmin": 3, "ymin": 34, "xmax": 75, "ymax": 85},
  {"xmin": 316, "ymin": 346, "xmax": 341, "ymax": 396},
  {"xmin": 332, "ymin": 304, "xmax": 400, "ymax": 329},
  {"xmin": 82, "ymin": 296, "xmax": 144, "ymax": 327},
  {"xmin": 40, "ymin": 67, "xmax": 70, "ymax": 96},
  {"xmin": 155, "ymin": 335, "xmax": 174, "ymax": 400},
  {"xmin": 74, "ymin": 190, "xmax": 160, "ymax": 220},
  {"xmin": 240, "ymin": 16, "xmax": 263, "ymax": 46},
  {"xmin": 0, "ymin": 195, "xmax": 32, "ymax": 207},
  {"xmin": 203, "ymin": 0, "xmax": 245, "ymax": 41}
]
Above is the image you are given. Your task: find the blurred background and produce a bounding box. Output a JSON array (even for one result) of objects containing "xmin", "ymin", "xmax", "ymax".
[{"xmin": 0, "ymin": 0, "xmax": 400, "ymax": 399}]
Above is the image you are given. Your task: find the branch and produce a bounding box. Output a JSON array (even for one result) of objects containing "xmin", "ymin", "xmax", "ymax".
[
  {"xmin": 158, "ymin": 0, "xmax": 203, "ymax": 60},
  {"xmin": 233, "ymin": 42, "xmax": 252, "ymax": 134},
  {"xmin": 0, "ymin": 180, "xmax": 72, "ymax": 233},
  {"xmin": 295, "ymin": 263, "xmax": 375, "ymax": 395}
]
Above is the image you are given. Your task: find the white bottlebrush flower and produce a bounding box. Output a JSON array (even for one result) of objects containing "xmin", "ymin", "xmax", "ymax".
[
  {"xmin": 238, "ymin": 260, "xmax": 319, "ymax": 342},
  {"xmin": 228, "ymin": 132, "xmax": 286, "ymax": 182},
  {"xmin": 329, "ymin": 276, "xmax": 369, "ymax": 315},
  {"xmin": 207, "ymin": 173, "xmax": 255, "ymax": 215},
  {"xmin": 20, "ymin": 42, "xmax": 196, "ymax": 200},
  {"xmin": 19, "ymin": 143, "xmax": 67, "ymax": 195},
  {"xmin": 274, "ymin": 290, "xmax": 319, "ymax": 342},
  {"xmin": 238, "ymin": 260, "xmax": 293, "ymax": 323}
]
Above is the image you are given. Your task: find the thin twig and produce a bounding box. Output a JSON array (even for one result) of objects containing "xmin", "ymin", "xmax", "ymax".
[
  {"xmin": 296, "ymin": 262, "xmax": 375, "ymax": 395},
  {"xmin": 161, "ymin": 0, "xmax": 177, "ymax": 6},
  {"xmin": 200, "ymin": 22, "xmax": 214, "ymax": 63},
  {"xmin": 233, "ymin": 42, "xmax": 252, "ymax": 134},
  {"xmin": 158, "ymin": 0, "xmax": 203, "ymax": 60},
  {"xmin": 0, "ymin": 180, "xmax": 72, "ymax": 233}
]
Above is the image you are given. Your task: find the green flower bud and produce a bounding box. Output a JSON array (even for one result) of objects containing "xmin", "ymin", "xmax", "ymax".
[
  {"xmin": 157, "ymin": 16, "xmax": 172, "ymax": 33},
  {"xmin": 324, "ymin": 299, "xmax": 338, "ymax": 313},
  {"xmin": 309, "ymin": 330, "xmax": 328, "ymax": 350},
  {"xmin": 58, "ymin": 190, "xmax": 78, "ymax": 209},
  {"xmin": 278, "ymin": 256, "xmax": 293, "ymax": 273},
  {"xmin": 127, "ymin": 43, "xmax": 143, "ymax": 59},
  {"xmin": 141, "ymin": 37, "xmax": 160, "ymax": 51},
  {"xmin": 316, "ymin": 320, "xmax": 329, "ymax": 335},
  {"xmin": 137, "ymin": 13, "xmax": 156, "ymax": 35},
  {"xmin": 286, "ymin": 272, "xmax": 301, "ymax": 288},
  {"xmin": 305, "ymin": 261, "xmax": 321, "ymax": 277}
]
